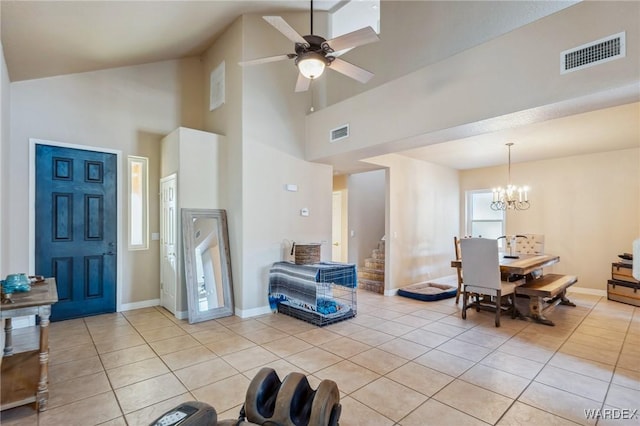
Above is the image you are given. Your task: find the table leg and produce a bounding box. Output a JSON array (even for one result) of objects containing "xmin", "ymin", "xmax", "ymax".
[
  {"xmin": 528, "ymin": 296, "xmax": 555, "ymax": 326},
  {"xmin": 547, "ymin": 290, "xmax": 577, "ymax": 307},
  {"xmin": 36, "ymin": 306, "xmax": 51, "ymax": 412},
  {"xmin": 3, "ymin": 318, "xmax": 13, "ymax": 356}
]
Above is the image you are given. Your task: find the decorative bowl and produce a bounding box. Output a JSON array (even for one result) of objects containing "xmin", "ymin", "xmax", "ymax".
[{"xmin": 2, "ymin": 273, "xmax": 31, "ymax": 293}]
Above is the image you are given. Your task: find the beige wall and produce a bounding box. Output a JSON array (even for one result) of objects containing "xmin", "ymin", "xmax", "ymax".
[
  {"xmin": 241, "ymin": 13, "xmax": 332, "ymax": 314},
  {"xmin": 8, "ymin": 58, "xmax": 203, "ymax": 305},
  {"xmin": 326, "ymin": 0, "xmax": 577, "ymax": 106},
  {"xmin": 366, "ymin": 154, "xmax": 460, "ymax": 292},
  {"xmin": 0, "ymin": 41, "xmax": 8, "ymax": 277},
  {"xmin": 200, "ymin": 13, "xmax": 333, "ymax": 315},
  {"xmin": 306, "ymin": 1, "xmax": 640, "ymax": 166},
  {"xmin": 347, "ymin": 170, "xmax": 385, "ymax": 267},
  {"xmin": 202, "ymin": 17, "xmax": 245, "ymax": 309},
  {"xmin": 161, "ymin": 127, "xmax": 223, "ymax": 314},
  {"xmin": 460, "ymin": 148, "xmax": 640, "ymax": 292},
  {"xmin": 333, "ymin": 175, "xmax": 347, "ymax": 191}
]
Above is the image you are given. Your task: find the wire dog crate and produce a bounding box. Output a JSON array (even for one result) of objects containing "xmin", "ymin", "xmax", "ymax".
[{"xmin": 268, "ymin": 262, "xmax": 357, "ymax": 327}]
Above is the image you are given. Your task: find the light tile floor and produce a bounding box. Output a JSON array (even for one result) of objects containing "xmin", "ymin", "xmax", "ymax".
[{"xmin": 1, "ymin": 290, "xmax": 639, "ymax": 425}]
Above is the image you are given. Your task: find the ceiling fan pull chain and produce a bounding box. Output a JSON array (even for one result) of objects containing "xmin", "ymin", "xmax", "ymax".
[{"xmin": 310, "ymin": 85, "xmax": 315, "ymax": 112}]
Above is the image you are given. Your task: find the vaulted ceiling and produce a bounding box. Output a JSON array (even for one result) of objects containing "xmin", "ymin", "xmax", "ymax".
[
  {"xmin": 1, "ymin": 0, "xmax": 340, "ymax": 82},
  {"xmin": 2, "ymin": 1, "xmax": 637, "ymax": 170}
]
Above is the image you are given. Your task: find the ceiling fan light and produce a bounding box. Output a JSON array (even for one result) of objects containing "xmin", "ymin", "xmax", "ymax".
[{"xmin": 297, "ymin": 52, "xmax": 326, "ymax": 79}]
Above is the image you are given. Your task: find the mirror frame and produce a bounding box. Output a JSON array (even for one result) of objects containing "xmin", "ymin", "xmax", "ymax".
[{"xmin": 181, "ymin": 208, "xmax": 234, "ymax": 323}]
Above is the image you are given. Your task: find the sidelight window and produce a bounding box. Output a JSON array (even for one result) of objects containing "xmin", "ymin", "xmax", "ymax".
[{"xmin": 128, "ymin": 156, "xmax": 148, "ymax": 250}]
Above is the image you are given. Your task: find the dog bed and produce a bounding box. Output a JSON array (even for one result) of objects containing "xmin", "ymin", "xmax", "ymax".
[{"xmin": 397, "ymin": 275, "xmax": 458, "ymax": 301}]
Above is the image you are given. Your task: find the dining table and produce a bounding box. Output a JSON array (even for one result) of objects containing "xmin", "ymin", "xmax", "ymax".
[
  {"xmin": 451, "ymin": 252, "xmax": 577, "ymax": 326},
  {"xmin": 451, "ymin": 252, "xmax": 559, "ymax": 276}
]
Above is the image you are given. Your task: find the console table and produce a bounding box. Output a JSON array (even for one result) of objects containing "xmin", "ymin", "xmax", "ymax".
[{"xmin": 1, "ymin": 278, "xmax": 57, "ymax": 412}]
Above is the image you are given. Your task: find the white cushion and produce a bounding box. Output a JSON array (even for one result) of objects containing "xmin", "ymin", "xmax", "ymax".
[{"xmin": 464, "ymin": 281, "xmax": 516, "ymax": 296}]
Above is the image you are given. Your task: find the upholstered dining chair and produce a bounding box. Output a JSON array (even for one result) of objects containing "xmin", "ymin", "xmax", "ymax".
[
  {"xmin": 460, "ymin": 238, "xmax": 523, "ymax": 327},
  {"xmin": 515, "ymin": 234, "xmax": 545, "ymax": 255},
  {"xmin": 453, "ymin": 236, "xmax": 463, "ymax": 304}
]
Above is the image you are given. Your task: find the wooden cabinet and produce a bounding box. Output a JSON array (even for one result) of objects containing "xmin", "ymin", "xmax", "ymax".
[
  {"xmin": 1, "ymin": 278, "xmax": 58, "ymax": 411},
  {"xmin": 607, "ymin": 262, "xmax": 640, "ymax": 307}
]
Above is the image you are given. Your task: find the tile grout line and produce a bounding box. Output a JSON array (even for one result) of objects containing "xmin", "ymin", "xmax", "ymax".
[{"xmin": 493, "ymin": 294, "xmax": 607, "ymax": 426}]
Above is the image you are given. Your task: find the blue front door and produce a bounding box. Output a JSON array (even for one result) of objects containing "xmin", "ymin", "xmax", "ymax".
[{"xmin": 35, "ymin": 144, "xmax": 117, "ymax": 321}]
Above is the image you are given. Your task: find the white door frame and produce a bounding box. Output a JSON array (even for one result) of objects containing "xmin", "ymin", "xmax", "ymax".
[
  {"xmin": 332, "ymin": 191, "xmax": 343, "ymax": 262},
  {"xmin": 29, "ymin": 138, "xmax": 124, "ymax": 312}
]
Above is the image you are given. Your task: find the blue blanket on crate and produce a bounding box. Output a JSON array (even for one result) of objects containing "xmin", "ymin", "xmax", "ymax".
[{"xmin": 268, "ymin": 261, "xmax": 357, "ymax": 313}]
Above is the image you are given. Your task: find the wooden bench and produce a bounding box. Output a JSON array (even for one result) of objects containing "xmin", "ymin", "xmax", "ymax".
[{"xmin": 515, "ymin": 273, "xmax": 577, "ymax": 326}]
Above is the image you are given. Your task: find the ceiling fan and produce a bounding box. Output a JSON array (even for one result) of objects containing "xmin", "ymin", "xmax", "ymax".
[{"xmin": 239, "ymin": 0, "xmax": 380, "ymax": 92}]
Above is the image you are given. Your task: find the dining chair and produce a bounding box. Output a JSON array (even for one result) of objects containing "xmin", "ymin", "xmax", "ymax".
[
  {"xmin": 453, "ymin": 236, "xmax": 463, "ymax": 304},
  {"xmin": 515, "ymin": 234, "xmax": 545, "ymax": 254},
  {"xmin": 460, "ymin": 238, "xmax": 522, "ymax": 327}
]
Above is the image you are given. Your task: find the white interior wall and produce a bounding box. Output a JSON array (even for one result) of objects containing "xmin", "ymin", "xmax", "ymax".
[
  {"xmin": 365, "ymin": 154, "xmax": 459, "ymax": 292},
  {"xmin": 347, "ymin": 170, "xmax": 385, "ymax": 268},
  {"xmin": 8, "ymin": 58, "xmax": 203, "ymax": 305},
  {"xmin": 460, "ymin": 148, "xmax": 640, "ymax": 292}
]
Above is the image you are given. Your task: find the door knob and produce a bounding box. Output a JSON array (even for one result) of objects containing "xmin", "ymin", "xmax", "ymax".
[{"xmin": 333, "ymin": 242, "xmax": 340, "ymax": 246}]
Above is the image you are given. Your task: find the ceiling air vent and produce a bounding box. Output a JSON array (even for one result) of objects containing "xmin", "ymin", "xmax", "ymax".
[
  {"xmin": 330, "ymin": 124, "xmax": 350, "ymax": 143},
  {"xmin": 561, "ymin": 32, "xmax": 625, "ymax": 74}
]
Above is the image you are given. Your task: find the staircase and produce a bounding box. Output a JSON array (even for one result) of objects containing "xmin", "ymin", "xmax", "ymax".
[{"xmin": 358, "ymin": 239, "xmax": 385, "ymax": 294}]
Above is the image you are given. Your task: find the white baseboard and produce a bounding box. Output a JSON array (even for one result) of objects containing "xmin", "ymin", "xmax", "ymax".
[
  {"xmin": 235, "ymin": 305, "xmax": 273, "ymax": 318},
  {"xmin": 568, "ymin": 287, "xmax": 607, "ymax": 297},
  {"xmin": 174, "ymin": 310, "xmax": 188, "ymax": 320},
  {"xmin": 120, "ymin": 299, "xmax": 160, "ymax": 312},
  {"xmin": 119, "ymin": 299, "xmax": 188, "ymax": 321},
  {"xmin": 384, "ymin": 288, "xmax": 398, "ymax": 296}
]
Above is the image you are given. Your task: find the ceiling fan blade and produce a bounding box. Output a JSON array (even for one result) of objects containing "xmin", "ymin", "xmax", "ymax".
[
  {"xmin": 325, "ymin": 26, "xmax": 379, "ymax": 53},
  {"xmin": 295, "ymin": 73, "xmax": 311, "ymax": 92},
  {"xmin": 329, "ymin": 58, "xmax": 374, "ymax": 84},
  {"xmin": 239, "ymin": 54, "xmax": 292, "ymax": 66},
  {"xmin": 263, "ymin": 16, "xmax": 308, "ymax": 45}
]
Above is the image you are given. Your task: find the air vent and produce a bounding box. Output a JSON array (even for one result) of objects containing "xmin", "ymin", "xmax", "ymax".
[
  {"xmin": 561, "ymin": 32, "xmax": 625, "ymax": 74},
  {"xmin": 330, "ymin": 124, "xmax": 350, "ymax": 143}
]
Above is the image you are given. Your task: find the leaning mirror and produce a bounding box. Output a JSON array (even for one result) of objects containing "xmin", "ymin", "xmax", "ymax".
[{"xmin": 182, "ymin": 208, "xmax": 234, "ymax": 323}]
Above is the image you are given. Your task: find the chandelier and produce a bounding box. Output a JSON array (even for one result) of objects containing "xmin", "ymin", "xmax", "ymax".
[{"xmin": 490, "ymin": 143, "xmax": 530, "ymax": 211}]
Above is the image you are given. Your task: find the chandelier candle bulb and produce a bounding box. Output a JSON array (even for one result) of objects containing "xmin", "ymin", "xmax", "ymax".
[{"xmin": 490, "ymin": 143, "xmax": 531, "ymax": 211}]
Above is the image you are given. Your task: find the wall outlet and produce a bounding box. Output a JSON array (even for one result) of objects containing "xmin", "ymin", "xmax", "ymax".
[{"xmin": 300, "ymin": 208, "xmax": 309, "ymax": 217}]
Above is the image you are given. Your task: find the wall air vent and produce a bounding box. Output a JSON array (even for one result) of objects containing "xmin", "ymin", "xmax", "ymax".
[
  {"xmin": 561, "ymin": 32, "xmax": 625, "ymax": 74},
  {"xmin": 330, "ymin": 124, "xmax": 350, "ymax": 143}
]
